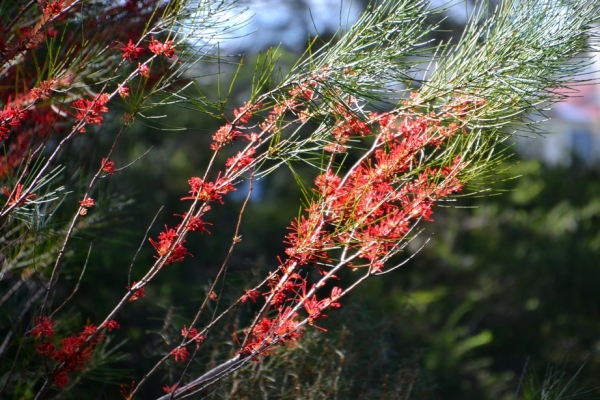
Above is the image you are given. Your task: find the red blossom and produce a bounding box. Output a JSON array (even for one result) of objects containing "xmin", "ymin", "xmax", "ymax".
[
  {"xmin": 35, "ymin": 341, "xmax": 55, "ymax": 357},
  {"xmin": 181, "ymin": 175, "xmax": 235, "ymax": 204},
  {"xmin": 242, "ymin": 289, "xmax": 260, "ymax": 303},
  {"xmin": 79, "ymin": 197, "xmax": 94, "ymax": 216},
  {"xmin": 314, "ymin": 170, "xmax": 341, "ymax": 197},
  {"xmin": 148, "ymin": 36, "xmax": 176, "ymax": 58},
  {"xmin": 284, "ymin": 204, "xmax": 332, "ymax": 266},
  {"xmin": 181, "ymin": 325, "xmax": 206, "ymax": 348},
  {"xmin": 225, "ymin": 147, "xmax": 256, "ymax": 171},
  {"xmin": 103, "ymin": 320, "xmax": 120, "ymax": 332},
  {"xmin": 42, "ymin": 322, "xmax": 107, "ymax": 388},
  {"xmin": 2, "ymin": 184, "xmax": 37, "ymax": 206},
  {"xmin": 30, "ymin": 79, "xmax": 57, "ymax": 100},
  {"xmin": 79, "ymin": 198, "xmax": 94, "ymax": 208},
  {"xmin": 175, "ymin": 210, "xmax": 212, "ymax": 233},
  {"xmin": 30, "ymin": 316, "xmax": 55, "ymax": 339},
  {"xmin": 149, "ymin": 225, "xmax": 192, "ymax": 264},
  {"xmin": 0, "ymin": 126, "xmax": 9, "ymax": 140},
  {"xmin": 53, "ymin": 371, "xmax": 69, "ymax": 389},
  {"xmin": 117, "ymin": 84, "xmax": 130, "ymax": 98},
  {"xmin": 127, "ymin": 282, "xmax": 146, "ymax": 302},
  {"xmin": 116, "ymin": 39, "xmax": 144, "ymax": 62},
  {"xmin": 72, "ymin": 94, "xmax": 109, "ymax": 132},
  {"xmin": 239, "ymin": 307, "xmax": 303, "ymax": 358},
  {"xmin": 101, "ymin": 158, "xmax": 116, "ymax": 174},
  {"xmin": 289, "ymin": 84, "xmax": 314, "ymax": 100},
  {"xmin": 41, "ymin": 0, "xmax": 63, "ymax": 16},
  {"xmin": 233, "ymin": 103, "xmax": 253, "ymax": 123},
  {"xmin": 162, "ymin": 383, "xmax": 179, "ymax": 394},
  {"xmin": 324, "ymin": 142, "xmax": 347, "ymax": 153},
  {"xmin": 301, "ymin": 286, "xmax": 329, "ymax": 328},
  {"xmin": 81, "ymin": 324, "xmax": 97, "ymax": 336},
  {"xmin": 170, "ymin": 347, "xmax": 190, "ymax": 362},
  {"xmin": 138, "ymin": 63, "xmax": 150, "ymax": 78},
  {"xmin": 210, "ymin": 124, "xmax": 242, "ymax": 150},
  {"xmin": 1, "ymin": 106, "xmax": 27, "ymax": 127},
  {"xmin": 329, "ymin": 287, "xmax": 342, "ymax": 307}
]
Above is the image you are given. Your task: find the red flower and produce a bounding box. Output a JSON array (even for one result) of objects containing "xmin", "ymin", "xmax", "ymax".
[
  {"xmin": 116, "ymin": 39, "xmax": 144, "ymax": 62},
  {"xmin": 148, "ymin": 36, "xmax": 176, "ymax": 58},
  {"xmin": 242, "ymin": 289, "xmax": 260, "ymax": 303},
  {"xmin": 234, "ymin": 103, "xmax": 253, "ymax": 123},
  {"xmin": 53, "ymin": 371, "xmax": 68, "ymax": 389},
  {"xmin": 103, "ymin": 320, "xmax": 120, "ymax": 332},
  {"xmin": 210, "ymin": 124, "xmax": 241, "ymax": 150},
  {"xmin": 170, "ymin": 347, "xmax": 190, "ymax": 362},
  {"xmin": 0, "ymin": 126, "xmax": 9, "ymax": 140},
  {"xmin": 72, "ymin": 94, "xmax": 109, "ymax": 132},
  {"xmin": 35, "ymin": 341, "xmax": 55, "ymax": 357},
  {"xmin": 41, "ymin": 0, "xmax": 63, "ymax": 16},
  {"xmin": 162, "ymin": 383, "xmax": 178, "ymax": 394},
  {"xmin": 175, "ymin": 211, "xmax": 212, "ymax": 233},
  {"xmin": 127, "ymin": 282, "xmax": 146, "ymax": 302},
  {"xmin": 101, "ymin": 158, "xmax": 116, "ymax": 174},
  {"xmin": 117, "ymin": 84, "xmax": 130, "ymax": 98},
  {"xmin": 181, "ymin": 325, "xmax": 206, "ymax": 348},
  {"xmin": 30, "ymin": 316, "xmax": 55, "ymax": 339},
  {"xmin": 79, "ymin": 197, "xmax": 95, "ymax": 215},
  {"xmin": 225, "ymin": 147, "xmax": 256, "ymax": 171},
  {"xmin": 30, "ymin": 79, "xmax": 57, "ymax": 100},
  {"xmin": 138, "ymin": 63, "xmax": 150, "ymax": 78},
  {"xmin": 181, "ymin": 175, "xmax": 235, "ymax": 204},
  {"xmin": 2, "ymin": 184, "xmax": 37, "ymax": 206},
  {"xmin": 1, "ymin": 106, "xmax": 27, "ymax": 127},
  {"xmin": 148, "ymin": 225, "xmax": 192, "ymax": 264},
  {"xmin": 314, "ymin": 170, "xmax": 341, "ymax": 197},
  {"xmin": 79, "ymin": 198, "xmax": 94, "ymax": 208}
]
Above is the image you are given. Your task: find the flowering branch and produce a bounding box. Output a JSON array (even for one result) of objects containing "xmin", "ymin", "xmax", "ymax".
[{"xmin": 0, "ymin": 0, "xmax": 598, "ymax": 397}]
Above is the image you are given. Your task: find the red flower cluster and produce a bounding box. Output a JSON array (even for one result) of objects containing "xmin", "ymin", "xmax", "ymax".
[
  {"xmin": 116, "ymin": 39, "xmax": 144, "ymax": 62},
  {"xmin": 210, "ymin": 124, "xmax": 242, "ymax": 150},
  {"xmin": 175, "ymin": 210, "xmax": 212, "ymax": 233},
  {"xmin": 101, "ymin": 158, "xmax": 116, "ymax": 174},
  {"xmin": 0, "ymin": 105, "xmax": 27, "ymax": 140},
  {"xmin": 149, "ymin": 225, "xmax": 191, "ymax": 264},
  {"xmin": 287, "ymin": 111, "xmax": 466, "ymax": 271},
  {"xmin": 162, "ymin": 383, "xmax": 179, "ymax": 393},
  {"xmin": 284, "ymin": 206, "xmax": 332, "ymax": 267},
  {"xmin": 138, "ymin": 63, "xmax": 150, "ymax": 78},
  {"xmin": 30, "ymin": 317, "xmax": 120, "ymax": 388},
  {"xmin": 181, "ymin": 176, "xmax": 235, "ymax": 204},
  {"xmin": 79, "ymin": 197, "xmax": 95, "ymax": 215},
  {"xmin": 234, "ymin": 104, "xmax": 469, "ymax": 362},
  {"xmin": 30, "ymin": 79, "xmax": 57, "ymax": 100},
  {"xmin": 181, "ymin": 325, "xmax": 206, "ymax": 349},
  {"xmin": 225, "ymin": 147, "xmax": 256, "ymax": 171},
  {"xmin": 170, "ymin": 347, "xmax": 190, "ymax": 362},
  {"xmin": 2, "ymin": 184, "xmax": 37, "ymax": 206},
  {"xmin": 239, "ymin": 307, "xmax": 303, "ymax": 358},
  {"xmin": 241, "ymin": 289, "xmax": 260, "ymax": 303},
  {"xmin": 72, "ymin": 94, "xmax": 109, "ymax": 132},
  {"xmin": 233, "ymin": 102, "xmax": 255, "ymax": 123},
  {"xmin": 148, "ymin": 36, "xmax": 176, "ymax": 58},
  {"xmin": 41, "ymin": 0, "xmax": 64, "ymax": 16},
  {"xmin": 127, "ymin": 281, "xmax": 146, "ymax": 302},
  {"xmin": 30, "ymin": 316, "xmax": 55, "ymax": 339},
  {"xmin": 117, "ymin": 84, "xmax": 130, "ymax": 98}
]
